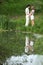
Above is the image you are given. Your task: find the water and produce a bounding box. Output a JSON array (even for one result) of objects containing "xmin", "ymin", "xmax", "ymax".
[
  {"xmin": 33, "ymin": 33, "xmax": 43, "ymax": 39},
  {"xmin": 0, "ymin": 31, "xmax": 43, "ymax": 65},
  {"xmin": 3, "ymin": 54, "xmax": 43, "ymax": 65}
]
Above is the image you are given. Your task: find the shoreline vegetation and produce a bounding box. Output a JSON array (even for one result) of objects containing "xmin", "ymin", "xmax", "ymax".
[{"xmin": 0, "ymin": 14, "xmax": 43, "ymax": 34}]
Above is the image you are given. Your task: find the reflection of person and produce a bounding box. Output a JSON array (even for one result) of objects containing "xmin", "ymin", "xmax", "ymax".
[
  {"xmin": 25, "ymin": 36, "xmax": 29, "ymax": 53},
  {"xmin": 29, "ymin": 40, "xmax": 34, "ymax": 52},
  {"xmin": 30, "ymin": 6, "xmax": 35, "ymax": 26},
  {"xmin": 25, "ymin": 36, "xmax": 34, "ymax": 54},
  {"xmin": 25, "ymin": 4, "xmax": 30, "ymax": 26}
]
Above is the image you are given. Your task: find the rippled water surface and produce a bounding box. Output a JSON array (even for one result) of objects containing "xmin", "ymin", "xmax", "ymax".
[
  {"xmin": 3, "ymin": 54, "xmax": 43, "ymax": 65},
  {"xmin": 0, "ymin": 31, "xmax": 43, "ymax": 65}
]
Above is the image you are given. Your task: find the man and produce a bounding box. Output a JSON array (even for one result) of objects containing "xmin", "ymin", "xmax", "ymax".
[{"xmin": 25, "ymin": 4, "xmax": 30, "ymax": 27}]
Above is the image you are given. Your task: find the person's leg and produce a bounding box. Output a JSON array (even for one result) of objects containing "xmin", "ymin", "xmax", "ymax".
[
  {"xmin": 31, "ymin": 20, "xmax": 34, "ymax": 26},
  {"xmin": 31, "ymin": 15, "xmax": 34, "ymax": 26},
  {"xmin": 25, "ymin": 15, "xmax": 29, "ymax": 26}
]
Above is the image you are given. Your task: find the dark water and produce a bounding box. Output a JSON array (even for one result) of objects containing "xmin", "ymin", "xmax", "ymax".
[{"xmin": 0, "ymin": 31, "xmax": 43, "ymax": 65}]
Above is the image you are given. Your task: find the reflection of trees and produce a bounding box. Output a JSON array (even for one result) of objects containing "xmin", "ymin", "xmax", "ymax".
[{"xmin": 0, "ymin": 0, "xmax": 4, "ymax": 3}]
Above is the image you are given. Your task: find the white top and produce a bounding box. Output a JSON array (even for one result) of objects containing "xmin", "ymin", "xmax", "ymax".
[
  {"xmin": 30, "ymin": 10, "xmax": 35, "ymax": 20},
  {"xmin": 25, "ymin": 7, "xmax": 29, "ymax": 15},
  {"xmin": 31, "ymin": 10, "xmax": 35, "ymax": 15}
]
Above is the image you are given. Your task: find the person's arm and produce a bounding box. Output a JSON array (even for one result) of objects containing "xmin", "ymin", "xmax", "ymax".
[
  {"xmin": 29, "ymin": 11, "xmax": 32, "ymax": 16},
  {"xmin": 29, "ymin": 10, "xmax": 35, "ymax": 16}
]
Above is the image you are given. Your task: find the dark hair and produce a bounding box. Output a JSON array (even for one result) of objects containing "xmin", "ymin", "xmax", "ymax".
[{"xmin": 26, "ymin": 4, "xmax": 31, "ymax": 8}]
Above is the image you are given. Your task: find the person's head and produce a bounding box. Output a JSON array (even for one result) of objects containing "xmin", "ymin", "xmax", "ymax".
[
  {"xmin": 31, "ymin": 5, "xmax": 35, "ymax": 10},
  {"xmin": 26, "ymin": 4, "xmax": 31, "ymax": 8}
]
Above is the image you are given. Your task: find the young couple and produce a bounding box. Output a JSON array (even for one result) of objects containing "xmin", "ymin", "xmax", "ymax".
[{"xmin": 25, "ymin": 4, "xmax": 35, "ymax": 27}]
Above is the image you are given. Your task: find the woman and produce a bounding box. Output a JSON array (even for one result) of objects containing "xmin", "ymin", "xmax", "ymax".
[{"xmin": 30, "ymin": 5, "xmax": 35, "ymax": 26}]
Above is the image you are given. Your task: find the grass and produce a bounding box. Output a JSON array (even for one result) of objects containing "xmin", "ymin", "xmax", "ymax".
[
  {"xmin": 0, "ymin": 13, "xmax": 43, "ymax": 34},
  {"xmin": 9, "ymin": 14, "xmax": 43, "ymax": 34}
]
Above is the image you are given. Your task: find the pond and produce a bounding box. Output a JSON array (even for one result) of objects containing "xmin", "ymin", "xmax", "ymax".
[
  {"xmin": 0, "ymin": 30, "xmax": 43, "ymax": 65},
  {"xmin": 3, "ymin": 54, "xmax": 43, "ymax": 65}
]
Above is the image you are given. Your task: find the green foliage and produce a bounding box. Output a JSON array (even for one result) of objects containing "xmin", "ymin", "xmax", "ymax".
[
  {"xmin": 0, "ymin": 0, "xmax": 43, "ymax": 15},
  {"xmin": 0, "ymin": 15, "xmax": 9, "ymax": 29},
  {"xmin": 34, "ymin": 38, "xmax": 43, "ymax": 54},
  {"xmin": 0, "ymin": 14, "xmax": 43, "ymax": 34},
  {"xmin": 0, "ymin": 15, "xmax": 18, "ymax": 30},
  {"xmin": 8, "ymin": 20, "xmax": 16, "ymax": 30}
]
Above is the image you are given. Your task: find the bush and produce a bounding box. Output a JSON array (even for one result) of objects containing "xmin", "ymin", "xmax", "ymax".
[
  {"xmin": 0, "ymin": 0, "xmax": 43, "ymax": 15},
  {"xmin": 0, "ymin": 15, "xmax": 17, "ymax": 30},
  {"xmin": 0, "ymin": 15, "xmax": 9, "ymax": 29}
]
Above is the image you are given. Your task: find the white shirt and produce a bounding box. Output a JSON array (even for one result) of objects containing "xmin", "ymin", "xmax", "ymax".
[
  {"xmin": 25, "ymin": 7, "xmax": 29, "ymax": 15},
  {"xmin": 31, "ymin": 10, "xmax": 35, "ymax": 15}
]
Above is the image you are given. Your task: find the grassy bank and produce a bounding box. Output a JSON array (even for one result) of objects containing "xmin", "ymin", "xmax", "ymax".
[{"xmin": 0, "ymin": 13, "xmax": 43, "ymax": 34}]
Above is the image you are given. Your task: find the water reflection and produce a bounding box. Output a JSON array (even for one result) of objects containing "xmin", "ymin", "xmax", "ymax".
[
  {"xmin": 0, "ymin": 31, "xmax": 43, "ymax": 65},
  {"xmin": 25, "ymin": 36, "xmax": 34, "ymax": 54},
  {"xmin": 3, "ymin": 54, "xmax": 43, "ymax": 65},
  {"xmin": 33, "ymin": 33, "xmax": 43, "ymax": 39}
]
